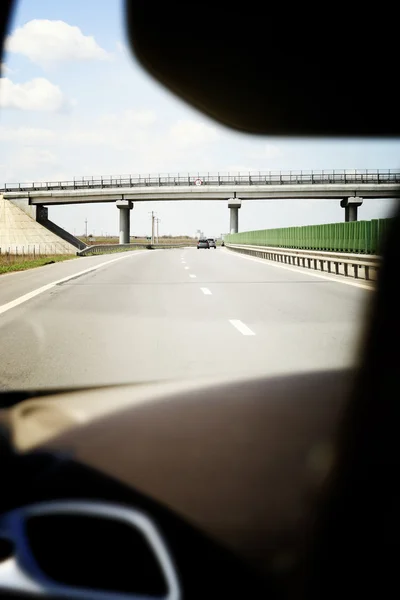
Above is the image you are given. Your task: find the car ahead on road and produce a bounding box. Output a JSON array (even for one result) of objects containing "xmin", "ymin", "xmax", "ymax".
[
  {"xmin": 197, "ymin": 238, "xmax": 210, "ymax": 249},
  {"xmin": 207, "ymin": 238, "xmax": 217, "ymax": 249}
]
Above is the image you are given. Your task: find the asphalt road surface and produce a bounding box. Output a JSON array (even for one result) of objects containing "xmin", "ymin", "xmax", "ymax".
[{"xmin": 0, "ymin": 248, "xmax": 372, "ymax": 391}]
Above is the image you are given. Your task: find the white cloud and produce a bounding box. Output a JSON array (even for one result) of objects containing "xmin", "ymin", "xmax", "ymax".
[
  {"xmin": 24, "ymin": 148, "xmax": 58, "ymax": 166},
  {"xmin": 128, "ymin": 109, "xmax": 157, "ymax": 126},
  {"xmin": 249, "ymin": 143, "xmax": 283, "ymax": 160},
  {"xmin": 0, "ymin": 77, "xmax": 70, "ymax": 111},
  {"xmin": 0, "ymin": 112, "xmax": 224, "ymax": 180},
  {"xmin": 63, "ymin": 109, "xmax": 157, "ymax": 149},
  {"xmin": 169, "ymin": 119, "xmax": 219, "ymax": 148},
  {"xmin": 0, "ymin": 62, "xmax": 12, "ymax": 75},
  {"xmin": 224, "ymin": 165, "xmax": 260, "ymax": 173},
  {"xmin": 0, "ymin": 108, "xmax": 156, "ymax": 149},
  {"xmin": 100, "ymin": 108, "xmax": 157, "ymax": 127},
  {"xmin": 5, "ymin": 147, "xmax": 60, "ymax": 180},
  {"xmin": 5, "ymin": 20, "xmax": 109, "ymax": 68},
  {"xmin": 0, "ymin": 125, "xmax": 56, "ymax": 143},
  {"xmin": 116, "ymin": 41, "xmax": 130, "ymax": 55},
  {"xmin": 62, "ymin": 110, "xmax": 156, "ymax": 149},
  {"xmin": 64, "ymin": 130, "xmax": 106, "ymax": 145}
]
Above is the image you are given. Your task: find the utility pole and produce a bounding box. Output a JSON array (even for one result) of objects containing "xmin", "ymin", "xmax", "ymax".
[
  {"xmin": 149, "ymin": 211, "xmax": 156, "ymax": 244},
  {"xmin": 156, "ymin": 218, "xmax": 161, "ymax": 243},
  {"xmin": 85, "ymin": 218, "xmax": 88, "ymax": 241}
]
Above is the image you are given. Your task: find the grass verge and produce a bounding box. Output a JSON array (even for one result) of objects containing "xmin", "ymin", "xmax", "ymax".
[{"xmin": 0, "ymin": 254, "xmax": 77, "ymax": 275}]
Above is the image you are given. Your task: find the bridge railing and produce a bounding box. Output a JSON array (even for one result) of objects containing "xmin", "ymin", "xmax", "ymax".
[{"xmin": 2, "ymin": 170, "xmax": 400, "ymax": 193}]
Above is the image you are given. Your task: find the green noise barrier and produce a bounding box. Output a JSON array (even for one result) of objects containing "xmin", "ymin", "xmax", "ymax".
[{"xmin": 225, "ymin": 219, "xmax": 392, "ymax": 255}]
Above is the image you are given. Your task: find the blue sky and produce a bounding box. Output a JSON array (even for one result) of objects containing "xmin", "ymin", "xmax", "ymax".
[{"xmin": 1, "ymin": 0, "xmax": 400, "ymax": 237}]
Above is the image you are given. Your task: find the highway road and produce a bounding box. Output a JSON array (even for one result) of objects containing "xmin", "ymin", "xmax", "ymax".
[{"xmin": 0, "ymin": 248, "xmax": 371, "ymax": 391}]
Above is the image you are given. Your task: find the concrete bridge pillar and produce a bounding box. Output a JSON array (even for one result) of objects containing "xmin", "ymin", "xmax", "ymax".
[
  {"xmin": 340, "ymin": 197, "xmax": 363, "ymax": 222},
  {"xmin": 116, "ymin": 199, "xmax": 133, "ymax": 243},
  {"xmin": 228, "ymin": 198, "xmax": 242, "ymax": 233}
]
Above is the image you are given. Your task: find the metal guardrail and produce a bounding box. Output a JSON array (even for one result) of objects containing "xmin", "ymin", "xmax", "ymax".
[
  {"xmin": 2, "ymin": 170, "xmax": 400, "ymax": 193},
  {"xmin": 225, "ymin": 243, "xmax": 381, "ymax": 282},
  {"xmin": 78, "ymin": 243, "xmax": 193, "ymax": 256}
]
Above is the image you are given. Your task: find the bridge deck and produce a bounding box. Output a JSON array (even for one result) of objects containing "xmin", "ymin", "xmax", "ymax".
[{"xmin": 2, "ymin": 170, "xmax": 400, "ymax": 205}]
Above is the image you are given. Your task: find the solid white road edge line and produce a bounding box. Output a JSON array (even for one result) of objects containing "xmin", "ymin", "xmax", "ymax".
[
  {"xmin": 229, "ymin": 319, "xmax": 256, "ymax": 336},
  {"xmin": 0, "ymin": 251, "xmax": 150, "ymax": 316}
]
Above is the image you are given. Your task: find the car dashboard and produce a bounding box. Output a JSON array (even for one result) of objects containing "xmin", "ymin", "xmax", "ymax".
[{"xmin": 0, "ymin": 369, "xmax": 352, "ymax": 599}]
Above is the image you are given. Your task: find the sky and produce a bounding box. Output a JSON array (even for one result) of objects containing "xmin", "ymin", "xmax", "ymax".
[{"xmin": 1, "ymin": 0, "xmax": 400, "ymax": 238}]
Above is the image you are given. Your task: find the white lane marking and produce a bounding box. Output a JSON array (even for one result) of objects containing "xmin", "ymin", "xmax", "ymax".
[
  {"xmin": 222, "ymin": 248, "xmax": 374, "ymax": 291},
  {"xmin": 189, "ymin": 274, "xmax": 196, "ymax": 278},
  {"xmin": 229, "ymin": 319, "xmax": 255, "ymax": 336},
  {"xmin": 184, "ymin": 266, "xmax": 189, "ymax": 270},
  {"xmin": 181, "ymin": 260, "xmax": 186, "ymax": 263},
  {"xmin": 0, "ymin": 252, "xmax": 149, "ymax": 317},
  {"xmin": 200, "ymin": 287, "xmax": 212, "ymax": 295}
]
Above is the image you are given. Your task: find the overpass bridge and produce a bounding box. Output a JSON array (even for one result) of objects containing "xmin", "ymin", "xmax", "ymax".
[{"xmin": 2, "ymin": 170, "xmax": 400, "ymax": 243}]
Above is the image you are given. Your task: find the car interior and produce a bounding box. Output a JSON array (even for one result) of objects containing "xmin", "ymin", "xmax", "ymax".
[{"xmin": 0, "ymin": 2, "xmax": 399, "ymax": 599}]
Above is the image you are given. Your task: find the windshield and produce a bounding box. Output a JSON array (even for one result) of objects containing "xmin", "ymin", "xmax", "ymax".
[{"xmin": 0, "ymin": 0, "xmax": 398, "ymax": 393}]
